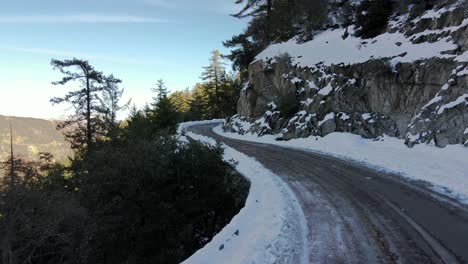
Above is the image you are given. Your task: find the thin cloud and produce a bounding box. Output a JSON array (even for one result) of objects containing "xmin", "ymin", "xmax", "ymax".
[
  {"xmin": 0, "ymin": 46, "xmax": 162, "ymax": 66},
  {"xmin": 142, "ymin": 0, "xmax": 239, "ymax": 15},
  {"xmin": 142, "ymin": 0, "xmax": 175, "ymax": 8},
  {"xmin": 0, "ymin": 14, "xmax": 171, "ymax": 24}
]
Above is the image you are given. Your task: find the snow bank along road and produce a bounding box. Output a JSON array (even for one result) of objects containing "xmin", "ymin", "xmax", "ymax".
[{"xmin": 189, "ymin": 124, "xmax": 468, "ymax": 264}]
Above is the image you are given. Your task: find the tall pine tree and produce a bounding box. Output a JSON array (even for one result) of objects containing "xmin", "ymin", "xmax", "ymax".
[
  {"xmin": 96, "ymin": 74, "xmax": 130, "ymax": 140},
  {"xmin": 201, "ymin": 50, "xmax": 227, "ymax": 118},
  {"xmin": 149, "ymin": 79, "xmax": 179, "ymax": 134},
  {"xmin": 50, "ymin": 58, "xmax": 104, "ymax": 150}
]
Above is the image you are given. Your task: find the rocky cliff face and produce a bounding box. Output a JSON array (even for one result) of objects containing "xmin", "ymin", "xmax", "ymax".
[{"xmin": 225, "ymin": 2, "xmax": 468, "ymax": 148}]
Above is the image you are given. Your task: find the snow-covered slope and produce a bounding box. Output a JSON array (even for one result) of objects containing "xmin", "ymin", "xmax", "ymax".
[
  {"xmin": 257, "ymin": 4, "xmax": 467, "ymax": 67},
  {"xmin": 256, "ymin": 23, "xmax": 463, "ymax": 67}
]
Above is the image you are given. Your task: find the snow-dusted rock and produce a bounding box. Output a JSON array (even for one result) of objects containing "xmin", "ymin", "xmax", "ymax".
[{"xmin": 226, "ymin": 2, "xmax": 468, "ymax": 148}]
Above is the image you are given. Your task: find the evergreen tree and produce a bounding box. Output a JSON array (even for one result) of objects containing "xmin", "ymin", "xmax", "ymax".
[
  {"xmin": 149, "ymin": 80, "xmax": 179, "ymax": 134},
  {"xmin": 201, "ymin": 50, "xmax": 227, "ymax": 118},
  {"xmin": 223, "ymin": 33, "xmax": 263, "ymax": 79},
  {"xmin": 188, "ymin": 84, "xmax": 210, "ymax": 120},
  {"xmin": 124, "ymin": 104, "xmax": 153, "ymax": 140},
  {"xmin": 220, "ymin": 72, "xmax": 242, "ymax": 117},
  {"xmin": 169, "ymin": 88, "xmax": 192, "ymax": 119},
  {"xmin": 226, "ymin": 0, "xmax": 330, "ymax": 75},
  {"xmin": 355, "ymin": 0, "xmax": 393, "ymax": 38},
  {"xmin": 96, "ymin": 74, "xmax": 130, "ymax": 140},
  {"xmin": 50, "ymin": 58, "xmax": 104, "ymax": 150}
]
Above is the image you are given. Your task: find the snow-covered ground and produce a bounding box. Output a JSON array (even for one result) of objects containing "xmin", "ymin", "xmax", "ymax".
[
  {"xmin": 213, "ymin": 125, "xmax": 468, "ymax": 204},
  {"xmin": 178, "ymin": 121, "xmax": 309, "ymax": 264},
  {"xmin": 256, "ymin": 14, "xmax": 468, "ymax": 67}
]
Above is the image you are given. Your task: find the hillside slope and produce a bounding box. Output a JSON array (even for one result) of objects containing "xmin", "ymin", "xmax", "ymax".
[
  {"xmin": 225, "ymin": 1, "xmax": 467, "ymax": 148},
  {"xmin": 0, "ymin": 115, "xmax": 71, "ymax": 161}
]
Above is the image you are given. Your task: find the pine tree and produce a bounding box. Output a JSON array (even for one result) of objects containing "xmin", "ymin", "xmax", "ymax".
[
  {"xmin": 50, "ymin": 58, "xmax": 104, "ymax": 150},
  {"xmin": 96, "ymin": 74, "xmax": 130, "ymax": 140},
  {"xmin": 169, "ymin": 88, "xmax": 192, "ymax": 114},
  {"xmin": 149, "ymin": 80, "xmax": 179, "ymax": 134},
  {"xmin": 124, "ymin": 105, "xmax": 153, "ymax": 140},
  {"xmin": 188, "ymin": 83, "xmax": 210, "ymax": 120},
  {"xmin": 233, "ymin": 0, "xmax": 272, "ymax": 19},
  {"xmin": 201, "ymin": 50, "xmax": 227, "ymax": 118}
]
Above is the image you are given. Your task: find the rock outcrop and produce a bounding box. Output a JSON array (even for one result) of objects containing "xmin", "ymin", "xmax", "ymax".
[{"xmin": 225, "ymin": 3, "xmax": 468, "ymax": 147}]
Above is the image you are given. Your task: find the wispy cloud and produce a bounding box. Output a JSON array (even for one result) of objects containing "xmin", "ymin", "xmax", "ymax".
[
  {"xmin": 0, "ymin": 46, "xmax": 162, "ymax": 66},
  {"xmin": 142, "ymin": 0, "xmax": 176, "ymax": 8},
  {"xmin": 0, "ymin": 14, "xmax": 171, "ymax": 24},
  {"xmin": 142, "ymin": 0, "xmax": 239, "ymax": 15}
]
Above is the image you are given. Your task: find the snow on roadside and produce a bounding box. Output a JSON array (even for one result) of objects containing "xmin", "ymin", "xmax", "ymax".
[
  {"xmin": 177, "ymin": 119, "xmax": 225, "ymax": 135},
  {"xmin": 213, "ymin": 126, "xmax": 468, "ymax": 204},
  {"xmin": 178, "ymin": 121, "xmax": 309, "ymax": 264}
]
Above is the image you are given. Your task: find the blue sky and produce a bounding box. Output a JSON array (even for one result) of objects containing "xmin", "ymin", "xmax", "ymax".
[{"xmin": 0, "ymin": 0, "xmax": 246, "ymax": 119}]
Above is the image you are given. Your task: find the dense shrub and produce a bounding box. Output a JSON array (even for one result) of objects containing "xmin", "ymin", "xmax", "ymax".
[
  {"xmin": 77, "ymin": 137, "xmax": 249, "ymax": 264},
  {"xmin": 277, "ymin": 92, "xmax": 300, "ymax": 119},
  {"xmin": 0, "ymin": 158, "xmax": 86, "ymax": 264},
  {"xmin": 355, "ymin": 0, "xmax": 394, "ymax": 38}
]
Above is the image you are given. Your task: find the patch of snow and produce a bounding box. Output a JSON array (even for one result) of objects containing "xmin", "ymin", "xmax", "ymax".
[
  {"xmin": 178, "ymin": 119, "xmax": 225, "ymax": 134},
  {"xmin": 302, "ymin": 98, "xmax": 314, "ymax": 106},
  {"xmin": 419, "ymin": 5, "xmax": 457, "ymax": 20},
  {"xmin": 241, "ymin": 81, "xmax": 250, "ymax": 91},
  {"xmin": 412, "ymin": 18, "xmax": 468, "ymax": 40},
  {"xmin": 214, "ymin": 126, "xmax": 468, "ymax": 205},
  {"xmin": 456, "ymin": 51, "xmax": 468, "ymax": 62},
  {"xmin": 268, "ymin": 101, "xmax": 278, "ymax": 110},
  {"xmin": 437, "ymin": 94, "xmax": 468, "ymax": 114},
  {"xmin": 307, "ymin": 80, "xmax": 319, "ymax": 90},
  {"xmin": 406, "ymin": 132, "xmax": 420, "ymax": 142},
  {"xmin": 423, "ymin": 95, "xmax": 442, "ymax": 108},
  {"xmin": 318, "ymin": 82, "xmax": 333, "ymax": 96},
  {"xmin": 290, "ymin": 77, "xmax": 302, "ymax": 83},
  {"xmin": 457, "ymin": 67, "xmax": 468, "ymax": 76},
  {"xmin": 318, "ymin": 112, "xmax": 335, "ymax": 126},
  {"xmin": 339, "ymin": 112, "xmax": 350, "ymax": 120},
  {"xmin": 179, "ymin": 122, "xmax": 309, "ymax": 264},
  {"xmin": 361, "ymin": 113, "xmax": 372, "ymax": 120}
]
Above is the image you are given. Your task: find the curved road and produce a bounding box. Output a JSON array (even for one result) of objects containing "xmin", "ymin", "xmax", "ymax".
[{"xmin": 190, "ymin": 124, "xmax": 468, "ymax": 264}]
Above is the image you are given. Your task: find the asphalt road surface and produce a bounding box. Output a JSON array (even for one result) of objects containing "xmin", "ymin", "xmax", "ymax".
[{"xmin": 189, "ymin": 124, "xmax": 468, "ymax": 264}]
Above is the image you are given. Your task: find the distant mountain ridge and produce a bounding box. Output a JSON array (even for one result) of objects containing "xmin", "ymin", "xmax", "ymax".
[{"xmin": 0, "ymin": 115, "xmax": 71, "ymax": 161}]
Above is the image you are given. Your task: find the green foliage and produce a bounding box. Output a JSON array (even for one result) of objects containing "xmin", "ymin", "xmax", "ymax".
[
  {"xmin": 77, "ymin": 138, "xmax": 249, "ymax": 264},
  {"xmin": 50, "ymin": 59, "xmax": 130, "ymax": 153},
  {"xmin": 124, "ymin": 105, "xmax": 154, "ymax": 141},
  {"xmin": 0, "ymin": 156, "xmax": 86, "ymax": 264},
  {"xmin": 187, "ymin": 84, "xmax": 211, "ymax": 121},
  {"xmin": 355, "ymin": 0, "xmax": 394, "ymax": 39},
  {"xmin": 223, "ymin": 33, "xmax": 263, "ymax": 79},
  {"xmin": 50, "ymin": 58, "xmax": 104, "ymax": 150},
  {"xmin": 149, "ymin": 80, "xmax": 180, "ymax": 134},
  {"xmin": 409, "ymin": 0, "xmax": 438, "ymax": 17},
  {"xmin": 2, "ymin": 56, "xmax": 250, "ymax": 264},
  {"xmin": 95, "ymin": 74, "xmax": 130, "ymax": 141},
  {"xmin": 225, "ymin": 0, "xmax": 330, "ymax": 76},
  {"xmin": 169, "ymin": 89, "xmax": 192, "ymax": 113},
  {"xmin": 277, "ymin": 92, "xmax": 299, "ymax": 118}
]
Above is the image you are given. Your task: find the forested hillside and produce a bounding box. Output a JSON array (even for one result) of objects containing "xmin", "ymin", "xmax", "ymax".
[
  {"xmin": 0, "ymin": 58, "xmax": 249, "ymax": 264},
  {"xmin": 0, "ymin": 115, "xmax": 70, "ymax": 161}
]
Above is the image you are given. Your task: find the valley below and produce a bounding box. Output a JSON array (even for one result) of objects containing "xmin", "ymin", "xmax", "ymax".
[{"xmin": 0, "ymin": 115, "xmax": 71, "ymax": 161}]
